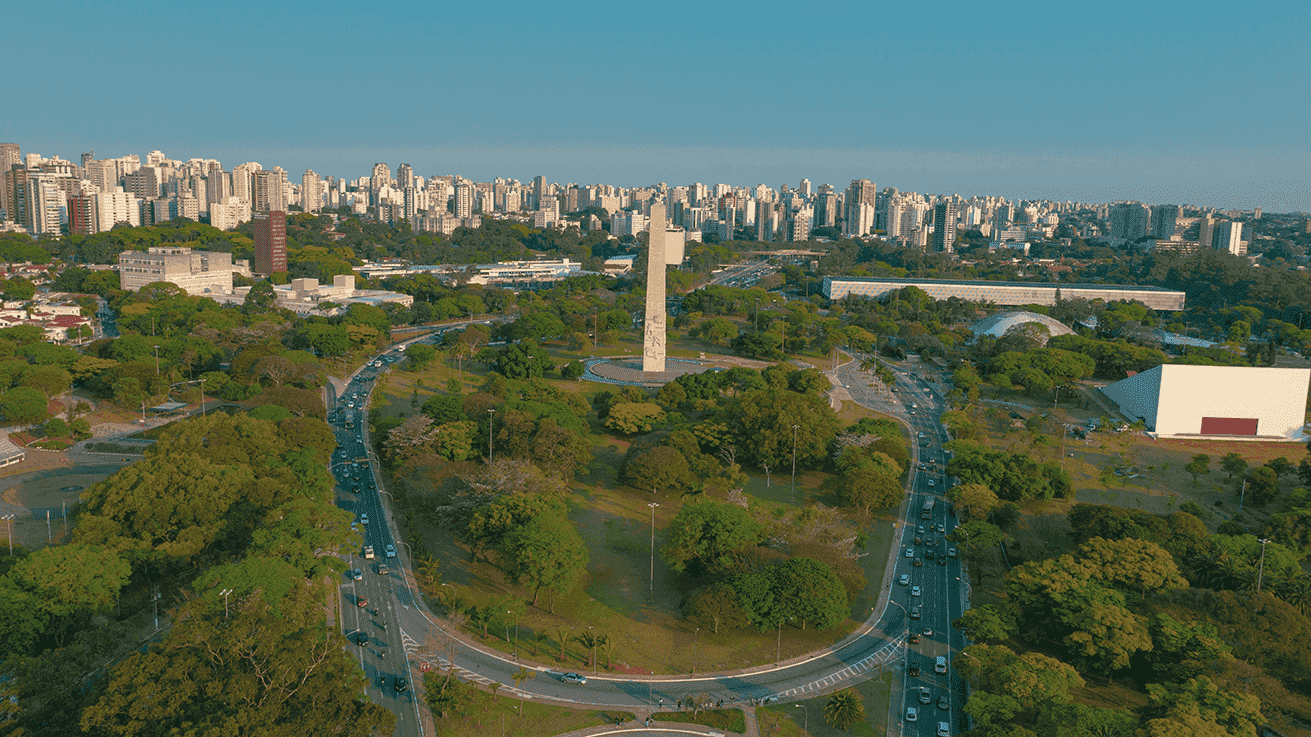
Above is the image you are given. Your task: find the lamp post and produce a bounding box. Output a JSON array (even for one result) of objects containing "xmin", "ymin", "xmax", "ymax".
[
  {"xmin": 647, "ymin": 502, "xmax": 659, "ymax": 597},
  {"xmin": 1256, "ymin": 538, "xmax": 1272, "ymax": 594},
  {"xmin": 1239, "ymin": 477, "xmax": 1248, "ymax": 511},
  {"xmin": 220, "ymin": 588, "xmax": 233, "ymax": 618},
  {"xmin": 152, "ymin": 345, "xmax": 160, "ymax": 375},
  {"xmin": 790, "ymin": 424, "xmax": 799, "ymax": 501},
  {"xmin": 588, "ymin": 625, "xmax": 597, "ymax": 675},
  {"xmin": 440, "ymin": 582, "xmax": 455, "ymax": 607},
  {"xmin": 198, "ymin": 377, "xmax": 206, "ymax": 416},
  {"xmin": 2, "ymin": 514, "xmax": 13, "ymax": 556},
  {"xmin": 775, "ymin": 617, "xmax": 793, "ymax": 664},
  {"xmin": 692, "ymin": 627, "xmax": 699, "ymax": 676},
  {"xmin": 507, "ymin": 610, "xmax": 519, "ymax": 659},
  {"xmin": 794, "ymin": 703, "xmax": 808, "ymax": 733},
  {"xmin": 487, "ymin": 409, "xmax": 496, "ymax": 462}
]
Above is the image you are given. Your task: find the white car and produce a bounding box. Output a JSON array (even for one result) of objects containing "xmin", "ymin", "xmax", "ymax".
[
  {"xmin": 905, "ymin": 548, "xmax": 915, "ymax": 558},
  {"xmin": 899, "ymin": 574, "xmax": 910, "ymax": 586},
  {"xmin": 928, "ymin": 479, "xmax": 935, "ymax": 487},
  {"xmin": 906, "ymin": 706, "xmax": 918, "ymax": 722},
  {"xmin": 911, "ymin": 585, "xmax": 922, "ymax": 597},
  {"xmin": 937, "ymin": 722, "xmax": 951, "ymax": 736},
  {"xmin": 360, "ymin": 514, "xmax": 369, "ymax": 525},
  {"xmin": 363, "ymin": 546, "xmax": 375, "ymax": 559},
  {"xmin": 385, "ymin": 544, "xmax": 396, "ymax": 558}
]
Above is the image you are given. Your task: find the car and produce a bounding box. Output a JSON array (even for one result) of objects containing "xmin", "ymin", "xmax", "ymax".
[
  {"xmin": 911, "ymin": 585, "xmax": 922, "ymax": 597},
  {"xmin": 926, "ymin": 548, "xmax": 935, "ymax": 560},
  {"xmin": 918, "ymin": 687, "xmax": 932, "ymax": 704},
  {"xmin": 385, "ymin": 544, "xmax": 396, "ymax": 558},
  {"xmin": 899, "ymin": 574, "xmax": 910, "ymax": 586},
  {"xmin": 927, "ymin": 478, "xmax": 935, "ymax": 487},
  {"xmin": 938, "ymin": 554, "xmax": 947, "ymax": 566},
  {"xmin": 357, "ymin": 596, "xmax": 368, "ymax": 608},
  {"xmin": 377, "ymin": 563, "xmax": 389, "ymax": 575},
  {"xmin": 360, "ymin": 514, "xmax": 369, "ymax": 525},
  {"xmin": 906, "ymin": 706, "xmax": 918, "ymax": 722},
  {"xmin": 561, "ymin": 672, "xmax": 587, "ymax": 684},
  {"xmin": 948, "ymin": 548, "xmax": 957, "ymax": 558},
  {"xmin": 917, "ymin": 432, "xmax": 925, "ymax": 438},
  {"xmin": 914, "ymin": 536, "xmax": 922, "ymax": 546},
  {"xmin": 908, "ymin": 662, "xmax": 920, "ymax": 677},
  {"xmin": 937, "ymin": 722, "xmax": 951, "ymax": 736},
  {"xmin": 918, "ymin": 463, "xmax": 926, "ymax": 470},
  {"xmin": 936, "ymin": 523, "xmax": 946, "ymax": 533},
  {"xmin": 917, "ymin": 525, "xmax": 925, "ymax": 534},
  {"xmin": 905, "ymin": 548, "xmax": 914, "ymax": 558},
  {"xmin": 395, "ymin": 679, "xmax": 408, "ymax": 693},
  {"xmin": 910, "ymin": 606, "xmax": 921, "ymax": 619},
  {"xmin": 935, "ymin": 656, "xmax": 947, "ymax": 673},
  {"xmin": 348, "ymin": 569, "xmax": 362, "ymax": 580},
  {"xmin": 922, "ymin": 627, "xmax": 933, "ymax": 637},
  {"xmin": 364, "ymin": 546, "xmax": 375, "ymax": 559},
  {"xmin": 909, "ymin": 633, "xmax": 920, "ymax": 644},
  {"xmin": 357, "ymin": 632, "xmax": 369, "ymax": 646},
  {"xmin": 914, "ymin": 557, "xmax": 923, "ymax": 567},
  {"xmin": 938, "ymin": 695, "xmax": 950, "ymax": 710}
]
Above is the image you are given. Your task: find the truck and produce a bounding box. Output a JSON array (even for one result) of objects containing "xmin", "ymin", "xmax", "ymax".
[{"xmin": 920, "ymin": 497, "xmax": 936, "ymax": 520}]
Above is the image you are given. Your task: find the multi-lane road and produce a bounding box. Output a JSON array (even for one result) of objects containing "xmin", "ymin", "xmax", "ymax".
[{"xmin": 330, "ymin": 331, "xmax": 970, "ymax": 736}]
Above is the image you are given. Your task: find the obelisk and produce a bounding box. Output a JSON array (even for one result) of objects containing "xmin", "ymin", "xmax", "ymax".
[{"xmin": 642, "ymin": 204, "xmax": 668, "ymax": 373}]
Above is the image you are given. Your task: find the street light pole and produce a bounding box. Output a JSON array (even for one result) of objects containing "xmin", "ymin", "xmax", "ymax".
[
  {"xmin": 648, "ymin": 502, "xmax": 659, "ymax": 597},
  {"xmin": 152, "ymin": 345, "xmax": 160, "ymax": 375},
  {"xmin": 1256, "ymin": 538, "xmax": 1271, "ymax": 594},
  {"xmin": 487, "ymin": 409, "xmax": 495, "ymax": 463},
  {"xmin": 692, "ymin": 627, "xmax": 699, "ymax": 676},
  {"xmin": 2, "ymin": 514, "xmax": 13, "ymax": 556},
  {"xmin": 221, "ymin": 588, "xmax": 233, "ymax": 618},
  {"xmin": 507, "ymin": 610, "xmax": 519, "ymax": 659},
  {"xmin": 199, "ymin": 377, "xmax": 206, "ymax": 416},
  {"xmin": 794, "ymin": 703, "xmax": 808, "ymax": 733},
  {"xmin": 791, "ymin": 424, "xmax": 799, "ymax": 501},
  {"xmin": 588, "ymin": 625, "xmax": 597, "ymax": 675}
]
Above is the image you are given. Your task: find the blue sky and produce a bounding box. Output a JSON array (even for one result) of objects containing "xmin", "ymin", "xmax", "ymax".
[{"xmin": 8, "ymin": 1, "xmax": 1311, "ymax": 210}]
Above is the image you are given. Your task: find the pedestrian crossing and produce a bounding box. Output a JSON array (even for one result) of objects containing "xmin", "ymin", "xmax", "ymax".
[{"xmin": 774, "ymin": 634, "xmax": 905, "ymax": 699}]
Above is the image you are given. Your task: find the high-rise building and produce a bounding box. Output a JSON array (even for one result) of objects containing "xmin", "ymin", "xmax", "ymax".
[
  {"xmin": 454, "ymin": 183, "xmax": 473, "ymax": 218},
  {"xmin": 0, "ymin": 144, "xmax": 19, "ymax": 219},
  {"xmin": 209, "ymin": 196, "xmax": 250, "ymax": 231},
  {"xmin": 68, "ymin": 194, "xmax": 96, "ymax": 234},
  {"xmin": 843, "ymin": 179, "xmax": 877, "ymax": 237},
  {"xmin": 815, "ymin": 191, "xmax": 837, "ymax": 228},
  {"xmin": 252, "ymin": 168, "xmax": 287, "ymax": 212},
  {"xmin": 799, "ymin": 179, "xmax": 811, "ymax": 197},
  {"xmin": 758, "ymin": 201, "xmax": 773, "ymax": 242},
  {"xmin": 253, "ymin": 210, "xmax": 287, "ymax": 275},
  {"xmin": 1213, "ymin": 220, "xmax": 1244, "ymax": 255},
  {"xmin": 301, "ymin": 169, "xmax": 321, "ymax": 212},
  {"xmin": 931, "ymin": 201, "xmax": 957, "ymax": 253},
  {"xmin": 124, "ymin": 166, "xmax": 162, "ymax": 201},
  {"xmin": 1151, "ymin": 205, "xmax": 1181, "ymax": 238},
  {"xmin": 1109, "ymin": 203, "xmax": 1150, "ymax": 240},
  {"xmin": 397, "ymin": 163, "xmax": 413, "ymax": 190},
  {"xmin": 790, "ymin": 208, "xmax": 812, "ymax": 241},
  {"xmin": 95, "ymin": 188, "xmax": 141, "ymax": 231},
  {"xmin": 532, "ymin": 175, "xmax": 545, "ymax": 211}
]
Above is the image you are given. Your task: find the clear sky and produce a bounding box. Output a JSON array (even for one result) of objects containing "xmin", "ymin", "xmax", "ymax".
[{"xmin": 8, "ymin": 1, "xmax": 1311, "ymax": 211}]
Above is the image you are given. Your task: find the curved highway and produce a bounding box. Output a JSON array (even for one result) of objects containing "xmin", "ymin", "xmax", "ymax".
[{"xmin": 330, "ymin": 332, "xmax": 969, "ymax": 736}]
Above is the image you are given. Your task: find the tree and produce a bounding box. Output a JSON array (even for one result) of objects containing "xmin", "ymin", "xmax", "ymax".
[
  {"xmin": 511, "ymin": 666, "xmax": 537, "ymax": 714},
  {"xmin": 953, "ymin": 604, "xmax": 1016, "ymax": 643},
  {"xmin": 683, "ymin": 583, "xmax": 750, "ymax": 634},
  {"xmin": 492, "ymin": 341, "xmax": 555, "ymax": 379},
  {"xmin": 1220, "ymin": 452, "xmax": 1247, "ymax": 481},
  {"xmin": 407, "ymin": 343, "xmax": 436, "ymax": 370},
  {"xmin": 1186, "ymin": 454, "xmax": 1211, "ymax": 484},
  {"xmin": 662, "ymin": 499, "xmax": 765, "ymax": 575},
  {"xmin": 621, "ymin": 445, "xmax": 693, "ymax": 491},
  {"xmin": 1075, "ymin": 536, "xmax": 1189, "ymax": 600},
  {"xmin": 502, "ymin": 516, "xmax": 589, "ymax": 613},
  {"xmin": 948, "ymin": 483, "xmax": 1002, "ymax": 522},
  {"xmin": 1144, "ymin": 676, "xmax": 1264, "ymax": 737},
  {"xmin": 604, "ymin": 402, "xmax": 666, "ymax": 435},
  {"xmin": 425, "ymin": 669, "xmax": 474, "ymax": 719},
  {"xmin": 728, "ymin": 388, "xmax": 840, "ymax": 472},
  {"xmin": 242, "ymin": 279, "xmax": 277, "ymax": 313},
  {"xmin": 823, "ymin": 688, "xmax": 865, "ymax": 731},
  {"xmin": 835, "ymin": 462, "xmax": 902, "ymax": 512},
  {"xmin": 9, "ymin": 543, "xmax": 130, "ymax": 620},
  {"xmin": 769, "ymin": 557, "xmax": 849, "ymax": 630},
  {"xmin": 1244, "ymin": 466, "xmax": 1279, "ymax": 506},
  {"xmin": 0, "ymin": 386, "xmax": 51, "ymax": 425}
]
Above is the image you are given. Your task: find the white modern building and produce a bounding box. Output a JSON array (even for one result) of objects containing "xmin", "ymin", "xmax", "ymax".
[
  {"xmin": 822, "ymin": 277, "xmax": 1187, "ymax": 311},
  {"xmin": 118, "ymin": 246, "xmax": 234, "ymax": 295},
  {"xmin": 1101, "ymin": 364, "xmax": 1311, "ymax": 441}
]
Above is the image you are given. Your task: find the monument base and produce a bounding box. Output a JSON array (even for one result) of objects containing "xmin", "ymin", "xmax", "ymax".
[{"xmin": 584, "ymin": 357, "xmax": 717, "ymax": 386}]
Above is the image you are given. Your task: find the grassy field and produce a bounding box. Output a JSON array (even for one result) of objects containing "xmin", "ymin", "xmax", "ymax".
[
  {"xmin": 370, "ymin": 335, "xmax": 906, "ymax": 675},
  {"xmin": 430, "ymin": 686, "xmax": 634, "ymax": 737},
  {"xmin": 758, "ymin": 672, "xmax": 894, "ymax": 736},
  {"xmin": 650, "ymin": 708, "xmax": 747, "ymax": 732}
]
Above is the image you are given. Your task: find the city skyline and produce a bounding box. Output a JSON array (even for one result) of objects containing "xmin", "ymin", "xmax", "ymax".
[{"xmin": 6, "ymin": 0, "xmax": 1310, "ymax": 211}]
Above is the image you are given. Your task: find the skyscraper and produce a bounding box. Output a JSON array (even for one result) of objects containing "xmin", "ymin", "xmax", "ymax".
[
  {"xmin": 532, "ymin": 175, "xmax": 545, "ymax": 211},
  {"xmin": 1150, "ymin": 205, "xmax": 1181, "ymax": 238},
  {"xmin": 0, "ymin": 143, "xmax": 19, "ymax": 219},
  {"xmin": 397, "ymin": 163, "xmax": 414, "ymax": 189},
  {"xmin": 843, "ymin": 179, "xmax": 877, "ymax": 237},
  {"xmin": 252, "ymin": 168, "xmax": 287, "ymax": 212},
  {"xmin": 253, "ymin": 210, "xmax": 287, "ymax": 275},
  {"xmin": 931, "ymin": 201, "xmax": 957, "ymax": 253},
  {"xmin": 454, "ymin": 183, "xmax": 473, "ymax": 219},
  {"xmin": 815, "ymin": 191, "xmax": 837, "ymax": 228},
  {"xmin": 1213, "ymin": 220, "xmax": 1244, "ymax": 255},
  {"xmin": 1109, "ymin": 203, "xmax": 1150, "ymax": 240},
  {"xmin": 301, "ymin": 170, "xmax": 321, "ymax": 212}
]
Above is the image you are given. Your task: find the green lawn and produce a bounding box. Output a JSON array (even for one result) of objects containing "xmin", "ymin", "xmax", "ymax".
[
  {"xmin": 431, "ymin": 687, "xmax": 634, "ymax": 737},
  {"xmin": 759, "ymin": 672, "xmax": 894, "ymax": 736},
  {"xmin": 650, "ymin": 709, "xmax": 747, "ymax": 732}
]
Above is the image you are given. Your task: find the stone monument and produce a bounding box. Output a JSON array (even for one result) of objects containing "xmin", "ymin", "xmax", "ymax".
[{"xmin": 642, "ymin": 204, "xmax": 669, "ymax": 373}]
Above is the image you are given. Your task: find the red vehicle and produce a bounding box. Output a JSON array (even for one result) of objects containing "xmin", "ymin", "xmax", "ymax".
[{"xmin": 357, "ymin": 596, "xmax": 368, "ymax": 608}]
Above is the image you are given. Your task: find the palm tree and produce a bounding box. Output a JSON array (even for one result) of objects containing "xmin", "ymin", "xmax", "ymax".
[
  {"xmin": 511, "ymin": 666, "xmax": 536, "ymax": 714},
  {"xmin": 823, "ymin": 688, "xmax": 865, "ymax": 731},
  {"xmin": 488, "ymin": 681, "xmax": 500, "ymax": 704},
  {"xmin": 553, "ymin": 627, "xmax": 570, "ymax": 661},
  {"xmin": 532, "ymin": 630, "xmax": 549, "ymax": 656},
  {"xmin": 575, "ymin": 630, "xmax": 600, "ymax": 666},
  {"xmin": 418, "ymin": 555, "xmax": 441, "ymax": 595},
  {"xmin": 1277, "ymin": 575, "xmax": 1311, "ymax": 617},
  {"xmin": 598, "ymin": 633, "xmax": 615, "ymax": 670}
]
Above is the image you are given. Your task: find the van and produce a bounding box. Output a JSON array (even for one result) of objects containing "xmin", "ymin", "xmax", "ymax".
[{"xmin": 935, "ymin": 656, "xmax": 947, "ymax": 674}]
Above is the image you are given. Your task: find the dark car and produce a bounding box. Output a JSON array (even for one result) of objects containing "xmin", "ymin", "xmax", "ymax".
[
  {"xmin": 909, "ymin": 633, "xmax": 920, "ymax": 644},
  {"xmin": 908, "ymin": 662, "xmax": 921, "ymax": 677},
  {"xmin": 395, "ymin": 680, "xmax": 408, "ymax": 693},
  {"xmin": 357, "ymin": 632, "xmax": 369, "ymax": 646},
  {"xmin": 938, "ymin": 695, "xmax": 950, "ymax": 710},
  {"xmin": 357, "ymin": 596, "xmax": 368, "ymax": 608}
]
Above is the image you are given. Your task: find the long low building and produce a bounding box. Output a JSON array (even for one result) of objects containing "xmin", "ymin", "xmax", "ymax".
[{"xmin": 822, "ymin": 276, "xmax": 1186, "ymax": 310}]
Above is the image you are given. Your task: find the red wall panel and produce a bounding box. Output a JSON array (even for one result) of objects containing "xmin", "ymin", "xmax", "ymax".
[{"xmin": 1200, "ymin": 417, "xmax": 1258, "ymax": 435}]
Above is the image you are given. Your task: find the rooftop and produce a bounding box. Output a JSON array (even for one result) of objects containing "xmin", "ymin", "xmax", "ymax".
[{"xmin": 823, "ymin": 276, "xmax": 1180, "ymax": 293}]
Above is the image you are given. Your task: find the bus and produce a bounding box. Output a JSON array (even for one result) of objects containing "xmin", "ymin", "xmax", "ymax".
[{"xmin": 920, "ymin": 497, "xmax": 936, "ymax": 520}]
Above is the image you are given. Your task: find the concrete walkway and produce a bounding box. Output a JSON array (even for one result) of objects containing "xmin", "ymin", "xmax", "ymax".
[{"xmin": 549, "ymin": 705, "xmax": 756, "ymax": 736}]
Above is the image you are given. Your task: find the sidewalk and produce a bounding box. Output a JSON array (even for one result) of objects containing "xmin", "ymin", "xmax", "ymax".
[{"xmin": 549, "ymin": 706, "xmax": 755, "ymax": 737}]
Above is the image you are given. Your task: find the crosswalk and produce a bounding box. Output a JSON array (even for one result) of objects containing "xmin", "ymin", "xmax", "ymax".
[
  {"xmin": 399, "ymin": 628, "xmax": 533, "ymax": 699},
  {"xmin": 774, "ymin": 635, "xmax": 905, "ymax": 699}
]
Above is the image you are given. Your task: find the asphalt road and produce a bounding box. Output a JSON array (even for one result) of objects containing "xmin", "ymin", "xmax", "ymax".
[{"xmin": 332, "ymin": 331, "xmax": 971, "ymax": 737}]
